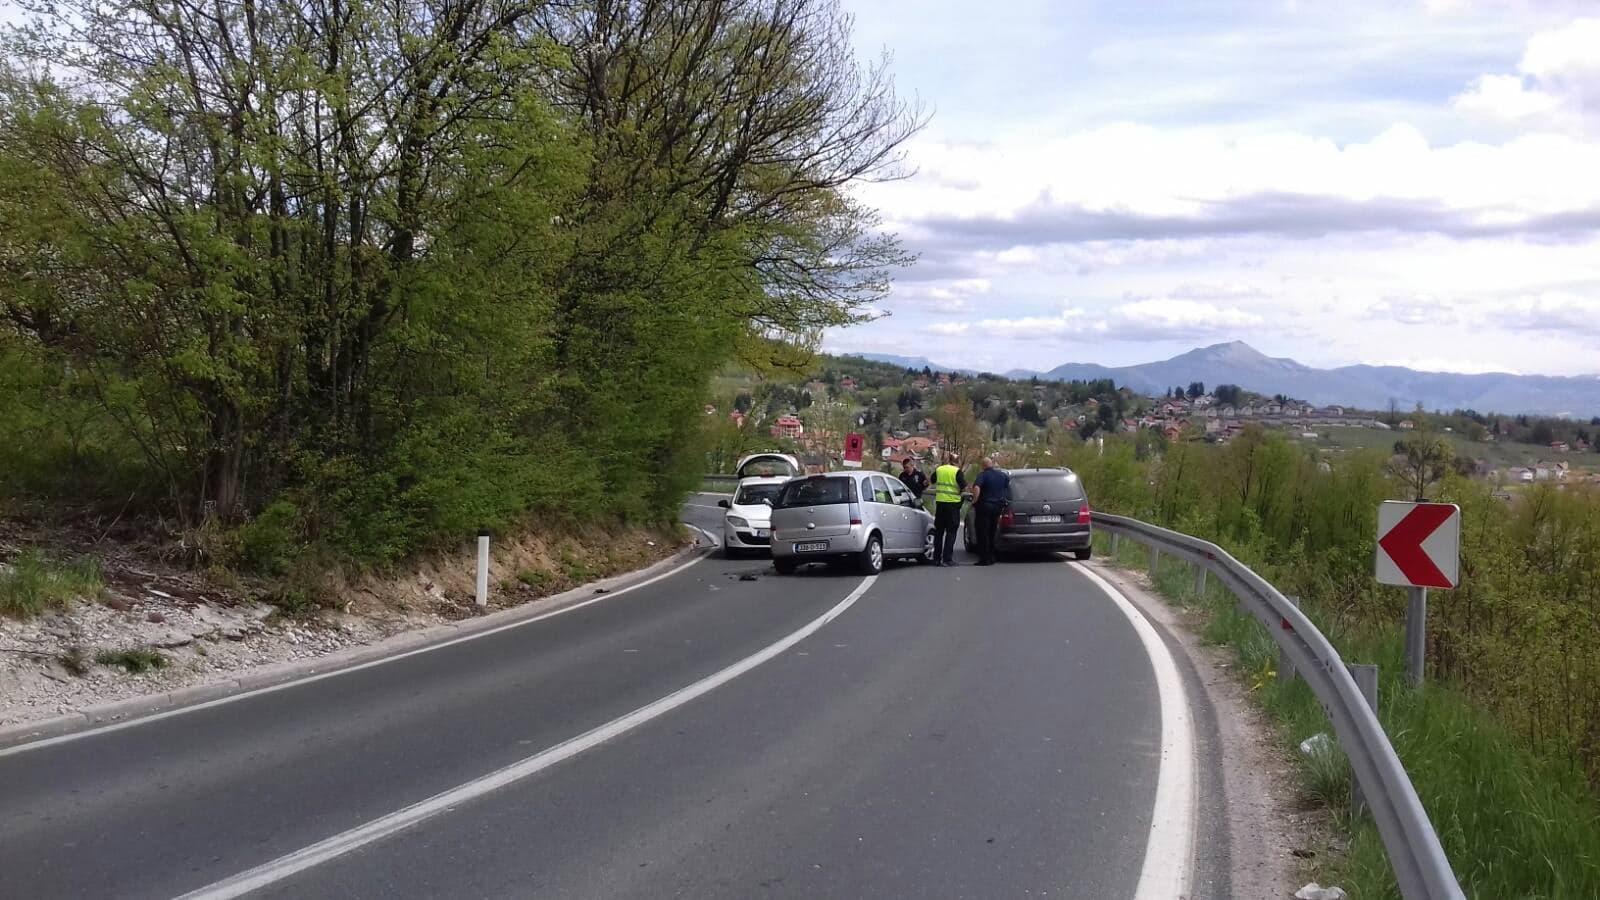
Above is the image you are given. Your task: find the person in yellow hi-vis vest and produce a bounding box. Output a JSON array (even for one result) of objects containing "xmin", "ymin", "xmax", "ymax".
[{"xmin": 931, "ymin": 452, "xmax": 968, "ymax": 566}]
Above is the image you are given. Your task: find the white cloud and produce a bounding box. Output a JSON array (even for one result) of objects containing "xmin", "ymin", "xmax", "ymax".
[
  {"xmin": 1364, "ymin": 295, "xmax": 1460, "ymax": 326},
  {"xmin": 831, "ymin": 4, "xmax": 1600, "ymax": 380},
  {"xmin": 1453, "ymin": 18, "xmax": 1600, "ymax": 128},
  {"xmin": 968, "ymin": 309, "xmax": 1088, "ymax": 340},
  {"xmin": 1500, "ymin": 290, "xmax": 1600, "ymax": 337},
  {"xmin": 1101, "ymin": 299, "xmax": 1265, "ymax": 340},
  {"xmin": 1452, "ymin": 73, "xmax": 1561, "ymax": 120}
]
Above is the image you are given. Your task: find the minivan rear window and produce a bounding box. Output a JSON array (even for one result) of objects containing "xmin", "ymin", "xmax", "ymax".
[
  {"xmin": 1007, "ymin": 474, "xmax": 1084, "ymax": 503},
  {"xmin": 776, "ymin": 476, "xmax": 855, "ymax": 508}
]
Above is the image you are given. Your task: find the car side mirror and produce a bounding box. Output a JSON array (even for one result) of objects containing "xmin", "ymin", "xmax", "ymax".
[{"xmin": 717, "ymin": 499, "xmax": 730, "ymax": 509}]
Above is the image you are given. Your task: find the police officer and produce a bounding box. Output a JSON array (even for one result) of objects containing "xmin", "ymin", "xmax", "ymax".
[
  {"xmin": 899, "ymin": 456, "xmax": 929, "ymax": 503},
  {"xmin": 931, "ymin": 452, "xmax": 967, "ymax": 566},
  {"xmin": 972, "ymin": 455, "xmax": 1011, "ymax": 566}
]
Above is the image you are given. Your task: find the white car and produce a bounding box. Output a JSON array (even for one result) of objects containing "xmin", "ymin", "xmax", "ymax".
[{"xmin": 719, "ymin": 477, "xmax": 788, "ymax": 556}]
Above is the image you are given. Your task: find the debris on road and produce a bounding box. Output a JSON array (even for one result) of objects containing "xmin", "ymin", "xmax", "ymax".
[
  {"xmin": 1298, "ymin": 733, "xmax": 1335, "ymax": 758},
  {"xmin": 1295, "ymin": 883, "xmax": 1348, "ymax": 900}
]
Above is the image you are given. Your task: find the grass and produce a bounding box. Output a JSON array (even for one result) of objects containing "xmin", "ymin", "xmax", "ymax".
[
  {"xmin": 94, "ymin": 647, "xmax": 167, "ymax": 674},
  {"xmin": 0, "ymin": 549, "xmax": 103, "ymax": 619},
  {"xmin": 1095, "ymin": 531, "xmax": 1600, "ymax": 899},
  {"xmin": 1308, "ymin": 424, "xmax": 1591, "ymax": 474},
  {"xmin": 58, "ymin": 645, "xmax": 90, "ymax": 676}
]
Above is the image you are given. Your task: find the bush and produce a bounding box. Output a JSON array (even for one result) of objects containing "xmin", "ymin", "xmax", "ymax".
[
  {"xmin": 236, "ymin": 500, "xmax": 302, "ymax": 576},
  {"xmin": 95, "ymin": 647, "xmax": 166, "ymax": 674}
]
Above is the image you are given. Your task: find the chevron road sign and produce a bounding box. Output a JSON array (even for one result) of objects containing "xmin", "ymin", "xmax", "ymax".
[{"xmin": 1376, "ymin": 501, "xmax": 1461, "ymax": 590}]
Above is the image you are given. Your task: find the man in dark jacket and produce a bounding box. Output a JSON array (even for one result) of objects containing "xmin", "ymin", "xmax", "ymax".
[{"xmin": 899, "ymin": 457, "xmax": 929, "ymax": 502}]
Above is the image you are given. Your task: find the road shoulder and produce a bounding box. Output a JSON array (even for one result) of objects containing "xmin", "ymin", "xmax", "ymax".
[
  {"xmin": 0, "ymin": 535, "xmax": 714, "ymax": 752},
  {"xmin": 1085, "ymin": 560, "xmax": 1313, "ymax": 900}
]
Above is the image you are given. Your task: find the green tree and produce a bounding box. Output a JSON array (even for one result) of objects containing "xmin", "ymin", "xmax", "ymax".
[{"xmin": 1390, "ymin": 433, "xmax": 1455, "ymax": 502}]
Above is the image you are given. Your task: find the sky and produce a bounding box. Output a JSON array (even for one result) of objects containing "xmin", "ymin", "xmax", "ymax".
[{"xmin": 828, "ymin": 0, "xmax": 1600, "ymax": 376}]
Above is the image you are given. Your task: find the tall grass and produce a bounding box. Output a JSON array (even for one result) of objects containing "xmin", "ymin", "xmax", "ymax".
[
  {"xmin": 1098, "ymin": 531, "xmax": 1600, "ymax": 898},
  {"xmin": 0, "ymin": 549, "xmax": 103, "ymax": 619}
]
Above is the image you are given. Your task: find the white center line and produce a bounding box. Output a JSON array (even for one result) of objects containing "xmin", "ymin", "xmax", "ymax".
[{"xmin": 177, "ymin": 574, "xmax": 879, "ymax": 900}]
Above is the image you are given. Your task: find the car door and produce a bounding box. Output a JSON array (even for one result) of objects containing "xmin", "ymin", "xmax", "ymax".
[
  {"xmin": 866, "ymin": 475, "xmax": 906, "ymax": 552},
  {"xmin": 889, "ymin": 478, "xmax": 926, "ymax": 551}
]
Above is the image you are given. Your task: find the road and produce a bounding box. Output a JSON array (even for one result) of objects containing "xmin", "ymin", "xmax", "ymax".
[{"xmin": 0, "ymin": 496, "xmax": 1227, "ymax": 899}]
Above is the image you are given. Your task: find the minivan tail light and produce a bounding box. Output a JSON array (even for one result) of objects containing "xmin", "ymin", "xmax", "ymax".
[
  {"xmin": 1078, "ymin": 503, "xmax": 1092, "ymax": 525},
  {"xmin": 1000, "ymin": 509, "xmax": 1015, "ymax": 529},
  {"xmin": 849, "ymin": 501, "xmax": 862, "ymax": 526}
]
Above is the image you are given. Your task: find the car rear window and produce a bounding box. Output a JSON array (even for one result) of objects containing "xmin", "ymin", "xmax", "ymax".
[
  {"xmin": 737, "ymin": 456, "xmax": 798, "ymax": 479},
  {"xmin": 776, "ymin": 476, "xmax": 854, "ymax": 508},
  {"xmin": 1007, "ymin": 474, "xmax": 1085, "ymax": 503},
  {"xmin": 735, "ymin": 483, "xmax": 783, "ymax": 506}
]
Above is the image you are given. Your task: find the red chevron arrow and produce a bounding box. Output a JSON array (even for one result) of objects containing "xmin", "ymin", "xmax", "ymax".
[{"xmin": 1379, "ymin": 503, "xmax": 1455, "ymax": 588}]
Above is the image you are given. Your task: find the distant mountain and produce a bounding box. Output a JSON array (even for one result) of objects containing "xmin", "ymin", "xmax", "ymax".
[
  {"xmin": 1042, "ymin": 341, "xmax": 1600, "ymax": 417},
  {"xmin": 851, "ymin": 352, "xmax": 975, "ymax": 375}
]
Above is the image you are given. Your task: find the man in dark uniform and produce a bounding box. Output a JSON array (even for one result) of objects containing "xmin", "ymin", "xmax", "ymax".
[
  {"xmin": 899, "ymin": 457, "xmax": 929, "ymax": 503},
  {"xmin": 972, "ymin": 456, "xmax": 1010, "ymax": 566}
]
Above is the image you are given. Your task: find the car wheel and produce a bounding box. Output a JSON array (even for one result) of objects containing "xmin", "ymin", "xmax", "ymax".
[
  {"xmin": 858, "ymin": 534, "xmax": 884, "ymax": 575},
  {"xmin": 917, "ymin": 529, "xmax": 936, "ymax": 565},
  {"xmin": 1073, "ymin": 547, "xmax": 1092, "ymax": 561},
  {"xmin": 774, "ymin": 558, "xmax": 798, "ymax": 575}
]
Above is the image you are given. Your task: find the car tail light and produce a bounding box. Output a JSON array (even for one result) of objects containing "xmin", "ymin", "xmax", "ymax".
[
  {"xmin": 849, "ymin": 501, "xmax": 862, "ymax": 526},
  {"xmin": 1077, "ymin": 503, "xmax": 1092, "ymax": 525},
  {"xmin": 1000, "ymin": 509, "xmax": 1015, "ymax": 529}
]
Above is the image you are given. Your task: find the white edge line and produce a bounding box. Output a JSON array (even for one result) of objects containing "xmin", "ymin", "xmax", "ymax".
[
  {"xmin": 0, "ymin": 550, "xmax": 708, "ymax": 759},
  {"xmin": 178, "ymin": 574, "xmax": 879, "ymax": 900},
  {"xmin": 685, "ymin": 523, "xmax": 721, "ymax": 547},
  {"xmin": 1071, "ymin": 562, "xmax": 1197, "ymax": 900}
]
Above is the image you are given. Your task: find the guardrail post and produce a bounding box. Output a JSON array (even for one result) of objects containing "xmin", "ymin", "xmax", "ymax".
[
  {"xmin": 1347, "ymin": 663, "xmax": 1380, "ymax": 816},
  {"xmin": 1148, "ymin": 546, "xmax": 1160, "ymax": 576},
  {"xmin": 1405, "ymin": 586, "xmax": 1428, "ymax": 688},
  {"xmin": 475, "ymin": 529, "xmax": 491, "ymax": 608},
  {"xmin": 1193, "ymin": 565, "xmax": 1207, "ymax": 598},
  {"xmin": 1109, "ymin": 532, "xmax": 1120, "ymax": 556},
  {"xmin": 1278, "ymin": 594, "xmax": 1300, "ymax": 684}
]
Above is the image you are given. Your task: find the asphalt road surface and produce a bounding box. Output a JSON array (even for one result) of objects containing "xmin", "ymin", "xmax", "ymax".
[{"xmin": 0, "ymin": 496, "xmax": 1227, "ymax": 899}]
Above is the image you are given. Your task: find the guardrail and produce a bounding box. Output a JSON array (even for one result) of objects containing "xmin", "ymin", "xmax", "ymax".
[
  {"xmin": 1092, "ymin": 512, "xmax": 1464, "ymax": 900},
  {"xmin": 702, "ymin": 474, "xmax": 739, "ymax": 492}
]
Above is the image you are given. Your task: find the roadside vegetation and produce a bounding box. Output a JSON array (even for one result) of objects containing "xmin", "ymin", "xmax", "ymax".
[
  {"xmin": 1075, "ymin": 428, "xmax": 1600, "ymax": 898},
  {"xmin": 94, "ymin": 648, "xmax": 168, "ymax": 675},
  {"xmin": 0, "ymin": 550, "xmax": 102, "ymax": 620},
  {"xmin": 0, "ymin": 1, "xmax": 919, "ymax": 603}
]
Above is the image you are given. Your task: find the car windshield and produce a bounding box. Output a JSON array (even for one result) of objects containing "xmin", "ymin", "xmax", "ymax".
[
  {"xmin": 776, "ymin": 477, "xmax": 851, "ymax": 507},
  {"xmin": 1007, "ymin": 474, "xmax": 1084, "ymax": 503},
  {"xmin": 735, "ymin": 484, "xmax": 782, "ymax": 506}
]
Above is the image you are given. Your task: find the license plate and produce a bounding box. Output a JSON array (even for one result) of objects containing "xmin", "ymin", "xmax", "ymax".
[
  {"xmin": 755, "ymin": 529, "xmax": 769, "ymax": 538},
  {"xmin": 795, "ymin": 541, "xmax": 829, "ymax": 553},
  {"xmin": 1031, "ymin": 515, "xmax": 1063, "ymax": 524}
]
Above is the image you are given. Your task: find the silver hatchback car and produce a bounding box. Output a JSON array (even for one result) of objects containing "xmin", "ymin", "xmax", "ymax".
[{"xmin": 771, "ymin": 472, "xmax": 936, "ymax": 575}]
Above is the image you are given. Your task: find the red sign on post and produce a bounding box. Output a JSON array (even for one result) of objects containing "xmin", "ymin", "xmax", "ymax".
[
  {"xmin": 1375, "ymin": 501, "xmax": 1460, "ymax": 589},
  {"xmin": 842, "ymin": 432, "xmax": 865, "ymax": 468}
]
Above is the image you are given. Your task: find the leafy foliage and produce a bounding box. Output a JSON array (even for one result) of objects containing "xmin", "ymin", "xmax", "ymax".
[
  {"xmin": 1084, "ymin": 430, "xmax": 1600, "ymax": 897},
  {"xmin": 0, "ymin": 0, "xmax": 919, "ymax": 569}
]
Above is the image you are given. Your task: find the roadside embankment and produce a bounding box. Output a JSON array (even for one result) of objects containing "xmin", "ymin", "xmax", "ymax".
[{"xmin": 1, "ymin": 520, "xmax": 691, "ymax": 731}]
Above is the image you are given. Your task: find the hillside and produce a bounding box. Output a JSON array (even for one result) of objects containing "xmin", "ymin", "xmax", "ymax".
[{"xmin": 1035, "ymin": 342, "xmax": 1600, "ymax": 417}]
